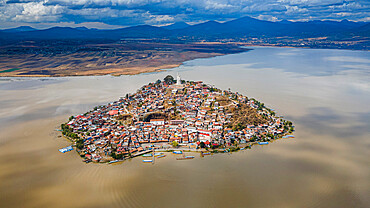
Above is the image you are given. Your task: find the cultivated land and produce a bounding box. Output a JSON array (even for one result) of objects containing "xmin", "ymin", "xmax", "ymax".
[
  {"xmin": 61, "ymin": 76, "xmax": 294, "ymax": 163},
  {"xmin": 0, "ymin": 41, "xmax": 248, "ymax": 77}
]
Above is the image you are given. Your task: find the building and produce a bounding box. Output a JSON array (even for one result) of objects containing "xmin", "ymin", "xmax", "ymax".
[{"xmin": 150, "ymin": 119, "xmax": 165, "ymax": 126}]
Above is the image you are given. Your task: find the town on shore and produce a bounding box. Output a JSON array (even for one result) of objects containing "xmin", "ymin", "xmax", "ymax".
[{"xmin": 60, "ymin": 74, "xmax": 294, "ymax": 163}]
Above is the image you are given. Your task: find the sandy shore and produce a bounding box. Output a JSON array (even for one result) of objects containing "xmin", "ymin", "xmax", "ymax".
[{"xmin": 0, "ymin": 42, "xmax": 249, "ymax": 77}]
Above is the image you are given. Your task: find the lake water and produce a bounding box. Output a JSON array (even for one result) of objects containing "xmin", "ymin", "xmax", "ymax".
[{"xmin": 0, "ymin": 47, "xmax": 369, "ymax": 208}]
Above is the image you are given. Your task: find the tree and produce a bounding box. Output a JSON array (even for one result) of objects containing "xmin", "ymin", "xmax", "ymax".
[
  {"xmin": 76, "ymin": 139, "xmax": 84, "ymax": 149},
  {"xmin": 110, "ymin": 152, "xmax": 123, "ymax": 160},
  {"xmin": 250, "ymin": 135, "xmax": 257, "ymax": 142},
  {"xmin": 199, "ymin": 142, "xmax": 206, "ymax": 148},
  {"xmin": 172, "ymin": 141, "xmax": 179, "ymax": 147},
  {"xmin": 164, "ymin": 75, "xmax": 175, "ymax": 84}
]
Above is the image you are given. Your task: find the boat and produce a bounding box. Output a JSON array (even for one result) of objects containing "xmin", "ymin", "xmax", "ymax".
[
  {"xmin": 176, "ymin": 156, "xmax": 195, "ymax": 160},
  {"xmin": 83, "ymin": 159, "xmax": 92, "ymax": 163},
  {"xmin": 240, "ymin": 148, "xmax": 245, "ymax": 150},
  {"xmin": 173, "ymin": 150, "xmax": 183, "ymax": 154},
  {"xmin": 154, "ymin": 152, "xmax": 164, "ymax": 156},
  {"xmin": 142, "ymin": 160, "xmax": 153, "ymax": 163},
  {"xmin": 202, "ymin": 152, "xmax": 211, "ymax": 155},
  {"xmin": 258, "ymin": 142, "xmax": 269, "ymax": 145},
  {"xmin": 58, "ymin": 145, "xmax": 73, "ymax": 153},
  {"xmin": 157, "ymin": 154, "xmax": 166, "ymax": 158},
  {"xmin": 142, "ymin": 153, "xmax": 153, "ymax": 157}
]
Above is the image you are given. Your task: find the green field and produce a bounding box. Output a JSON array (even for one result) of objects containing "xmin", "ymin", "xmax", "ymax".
[{"xmin": 0, "ymin": 68, "xmax": 20, "ymax": 73}]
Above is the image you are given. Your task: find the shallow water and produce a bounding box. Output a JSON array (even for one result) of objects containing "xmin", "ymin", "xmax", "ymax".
[{"xmin": 0, "ymin": 47, "xmax": 369, "ymax": 208}]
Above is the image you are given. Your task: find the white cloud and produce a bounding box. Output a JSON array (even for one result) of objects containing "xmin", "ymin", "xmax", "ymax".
[
  {"xmin": 145, "ymin": 14, "xmax": 174, "ymax": 24},
  {"xmin": 0, "ymin": 0, "xmax": 369, "ymax": 28},
  {"xmin": 67, "ymin": 7, "xmax": 136, "ymax": 19},
  {"xmin": 285, "ymin": 5, "xmax": 308, "ymax": 14},
  {"xmin": 0, "ymin": 0, "xmax": 64, "ymax": 22},
  {"xmin": 256, "ymin": 14, "xmax": 280, "ymax": 22}
]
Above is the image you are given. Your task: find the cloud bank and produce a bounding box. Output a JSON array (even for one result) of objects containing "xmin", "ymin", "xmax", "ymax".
[{"xmin": 0, "ymin": 0, "xmax": 369, "ymax": 29}]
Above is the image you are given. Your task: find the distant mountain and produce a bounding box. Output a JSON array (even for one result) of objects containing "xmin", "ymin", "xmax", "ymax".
[
  {"xmin": 18, "ymin": 27, "xmax": 97, "ymax": 39},
  {"xmin": 162, "ymin": 22, "xmax": 189, "ymax": 30},
  {"xmin": 173, "ymin": 21, "xmax": 224, "ymax": 37},
  {"xmin": 110, "ymin": 25, "xmax": 168, "ymax": 38},
  {"xmin": 333, "ymin": 22, "xmax": 370, "ymax": 39},
  {"xmin": 2, "ymin": 26, "xmax": 36, "ymax": 33},
  {"xmin": 0, "ymin": 16, "xmax": 368, "ymax": 42},
  {"xmin": 171, "ymin": 17, "xmax": 368, "ymax": 38}
]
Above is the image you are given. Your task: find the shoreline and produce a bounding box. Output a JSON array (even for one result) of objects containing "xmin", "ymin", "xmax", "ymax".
[
  {"xmin": 0, "ymin": 53, "xmax": 228, "ymax": 78},
  {"xmin": 77, "ymin": 134, "xmax": 295, "ymax": 164},
  {"xmin": 0, "ymin": 42, "xmax": 250, "ymax": 77},
  {"xmin": 2, "ymin": 44, "xmax": 368, "ymax": 78}
]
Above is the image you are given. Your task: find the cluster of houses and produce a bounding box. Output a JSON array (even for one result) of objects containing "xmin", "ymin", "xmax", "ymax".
[{"xmin": 65, "ymin": 75, "xmax": 289, "ymax": 162}]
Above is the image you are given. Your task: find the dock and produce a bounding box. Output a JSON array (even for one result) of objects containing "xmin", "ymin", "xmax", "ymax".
[{"xmin": 132, "ymin": 150, "xmax": 152, "ymax": 157}]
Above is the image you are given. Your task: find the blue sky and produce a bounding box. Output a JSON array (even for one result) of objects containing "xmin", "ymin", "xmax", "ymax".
[{"xmin": 0, "ymin": 0, "xmax": 369, "ymax": 29}]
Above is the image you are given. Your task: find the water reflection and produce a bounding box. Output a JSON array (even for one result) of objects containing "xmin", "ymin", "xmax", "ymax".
[{"xmin": 0, "ymin": 47, "xmax": 369, "ymax": 208}]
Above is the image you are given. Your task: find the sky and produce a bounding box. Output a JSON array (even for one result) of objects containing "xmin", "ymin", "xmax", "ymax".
[{"xmin": 0, "ymin": 0, "xmax": 369, "ymax": 29}]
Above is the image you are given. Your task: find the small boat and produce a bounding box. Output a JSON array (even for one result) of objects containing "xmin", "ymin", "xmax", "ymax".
[
  {"xmin": 202, "ymin": 152, "xmax": 211, "ymax": 155},
  {"xmin": 142, "ymin": 153, "xmax": 153, "ymax": 157},
  {"xmin": 142, "ymin": 160, "xmax": 153, "ymax": 163},
  {"xmin": 176, "ymin": 156, "xmax": 195, "ymax": 160},
  {"xmin": 240, "ymin": 148, "xmax": 245, "ymax": 150},
  {"xmin": 59, "ymin": 145, "xmax": 73, "ymax": 153},
  {"xmin": 258, "ymin": 142, "xmax": 269, "ymax": 145},
  {"xmin": 157, "ymin": 154, "xmax": 166, "ymax": 158},
  {"xmin": 109, "ymin": 160, "xmax": 120, "ymax": 164},
  {"xmin": 154, "ymin": 152, "xmax": 164, "ymax": 156},
  {"xmin": 173, "ymin": 150, "xmax": 183, "ymax": 154}
]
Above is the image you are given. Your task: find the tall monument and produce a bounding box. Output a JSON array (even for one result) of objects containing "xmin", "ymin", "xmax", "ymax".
[{"xmin": 176, "ymin": 73, "xmax": 181, "ymax": 85}]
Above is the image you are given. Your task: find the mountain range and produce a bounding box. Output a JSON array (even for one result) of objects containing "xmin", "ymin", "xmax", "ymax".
[{"xmin": 0, "ymin": 16, "xmax": 368, "ymax": 42}]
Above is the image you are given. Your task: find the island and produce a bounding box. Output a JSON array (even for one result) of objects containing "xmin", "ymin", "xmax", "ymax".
[{"xmin": 60, "ymin": 75, "xmax": 294, "ymax": 163}]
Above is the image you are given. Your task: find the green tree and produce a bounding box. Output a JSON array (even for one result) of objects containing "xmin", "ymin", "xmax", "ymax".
[
  {"xmin": 76, "ymin": 139, "xmax": 84, "ymax": 149},
  {"xmin": 172, "ymin": 141, "xmax": 179, "ymax": 147},
  {"xmin": 199, "ymin": 142, "xmax": 206, "ymax": 148},
  {"xmin": 164, "ymin": 75, "xmax": 175, "ymax": 84},
  {"xmin": 110, "ymin": 152, "xmax": 123, "ymax": 160},
  {"xmin": 250, "ymin": 135, "xmax": 257, "ymax": 142}
]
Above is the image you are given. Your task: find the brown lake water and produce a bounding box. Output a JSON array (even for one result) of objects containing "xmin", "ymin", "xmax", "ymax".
[{"xmin": 0, "ymin": 47, "xmax": 369, "ymax": 208}]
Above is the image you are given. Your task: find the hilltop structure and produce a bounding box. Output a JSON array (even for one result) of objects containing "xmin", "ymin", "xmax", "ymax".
[{"xmin": 176, "ymin": 73, "xmax": 181, "ymax": 85}]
